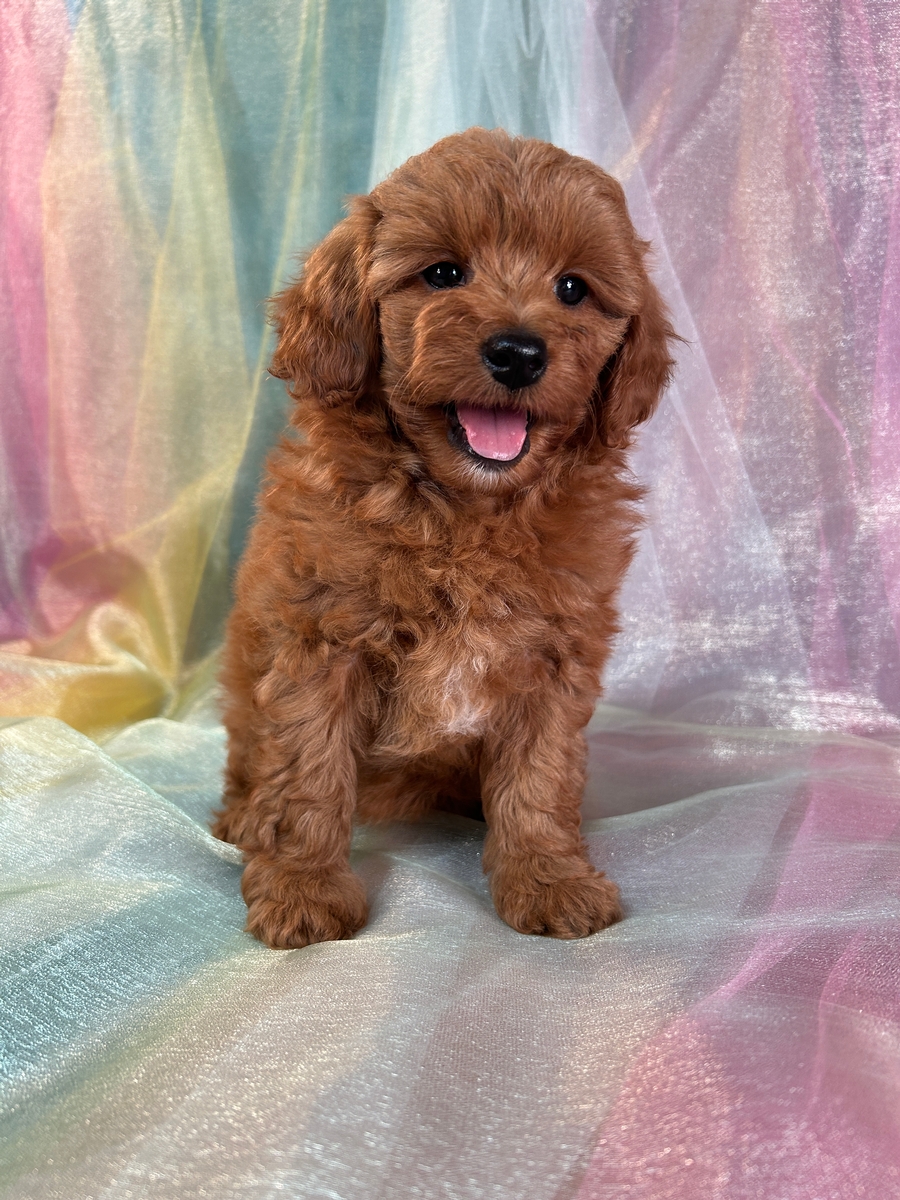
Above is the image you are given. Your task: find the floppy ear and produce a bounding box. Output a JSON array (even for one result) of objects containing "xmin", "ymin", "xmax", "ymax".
[
  {"xmin": 597, "ymin": 269, "xmax": 677, "ymax": 449},
  {"xmin": 269, "ymin": 196, "xmax": 381, "ymax": 405}
]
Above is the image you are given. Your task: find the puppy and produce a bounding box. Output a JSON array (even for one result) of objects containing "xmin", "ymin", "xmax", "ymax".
[{"xmin": 214, "ymin": 128, "xmax": 675, "ymax": 947}]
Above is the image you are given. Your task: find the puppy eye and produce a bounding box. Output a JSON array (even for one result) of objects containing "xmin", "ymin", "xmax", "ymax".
[
  {"xmin": 423, "ymin": 262, "xmax": 466, "ymax": 289},
  {"xmin": 555, "ymin": 275, "xmax": 588, "ymax": 306}
]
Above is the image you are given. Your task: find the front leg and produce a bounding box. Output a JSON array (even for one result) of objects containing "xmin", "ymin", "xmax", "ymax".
[
  {"xmin": 481, "ymin": 689, "xmax": 622, "ymax": 939},
  {"xmin": 215, "ymin": 652, "xmax": 368, "ymax": 949}
]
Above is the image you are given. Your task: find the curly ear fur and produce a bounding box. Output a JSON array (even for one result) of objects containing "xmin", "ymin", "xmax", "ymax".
[
  {"xmin": 269, "ymin": 196, "xmax": 381, "ymax": 405},
  {"xmin": 598, "ymin": 259, "xmax": 677, "ymax": 449}
]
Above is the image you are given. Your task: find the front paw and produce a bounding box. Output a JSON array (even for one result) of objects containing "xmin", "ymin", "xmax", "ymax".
[
  {"xmin": 241, "ymin": 857, "xmax": 368, "ymax": 949},
  {"xmin": 492, "ymin": 868, "xmax": 623, "ymax": 939}
]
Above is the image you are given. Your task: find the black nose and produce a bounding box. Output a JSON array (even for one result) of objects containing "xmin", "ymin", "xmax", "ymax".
[{"xmin": 481, "ymin": 331, "xmax": 547, "ymax": 390}]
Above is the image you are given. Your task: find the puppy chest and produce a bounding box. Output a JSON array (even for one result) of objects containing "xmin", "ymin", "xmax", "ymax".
[
  {"xmin": 368, "ymin": 635, "xmax": 498, "ymax": 756},
  {"xmin": 359, "ymin": 558, "xmax": 584, "ymax": 753},
  {"xmin": 404, "ymin": 652, "xmax": 491, "ymax": 743},
  {"xmin": 433, "ymin": 661, "xmax": 490, "ymax": 737}
]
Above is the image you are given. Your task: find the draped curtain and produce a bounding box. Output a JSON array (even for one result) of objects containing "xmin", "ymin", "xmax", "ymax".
[{"xmin": 2, "ymin": 2, "xmax": 899, "ymax": 1196}]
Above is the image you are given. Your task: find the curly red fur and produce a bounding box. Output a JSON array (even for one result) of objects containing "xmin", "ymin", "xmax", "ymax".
[{"xmin": 214, "ymin": 128, "xmax": 676, "ymax": 947}]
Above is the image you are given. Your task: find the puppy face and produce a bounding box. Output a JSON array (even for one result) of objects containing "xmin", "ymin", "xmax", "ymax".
[{"xmin": 271, "ymin": 129, "xmax": 674, "ymax": 492}]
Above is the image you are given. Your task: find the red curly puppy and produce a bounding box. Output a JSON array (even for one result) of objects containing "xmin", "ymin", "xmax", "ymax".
[{"xmin": 214, "ymin": 128, "xmax": 676, "ymax": 947}]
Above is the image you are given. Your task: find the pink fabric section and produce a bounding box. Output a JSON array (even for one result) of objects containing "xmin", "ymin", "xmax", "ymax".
[
  {"xmin": 577, "ymin": 742, "xmax": 900, "ymax": 1197},
  {"xmin": 0, "ymin": 0, "xmax": 69, "ymax": 639},
  {"xmin": 573, "ymin": 3, "xmax": 900, "ymax": 1191},
  {"xmin": 772, "ymin": 0, "xmax": 900, "ymax": 712},
  {"xmin": 871, "ymin": 125, "xmax": 900, "ymax": 653},
  {"xmin": 588, "ymin": 0, "xmax": 900, "ymax": 733}
]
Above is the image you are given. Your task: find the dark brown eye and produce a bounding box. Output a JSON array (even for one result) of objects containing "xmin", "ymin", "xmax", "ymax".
[
  {"xmin": 555, "ymin": 275, "xmax": 588, "ymax": 305},
  {"xmin": 423, "ymin": 262, "xmax": 465, "ymax": 289}
]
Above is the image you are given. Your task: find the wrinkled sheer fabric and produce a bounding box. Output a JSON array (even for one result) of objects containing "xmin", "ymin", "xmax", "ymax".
[{"xmin": 1, "ymin": 2, "xmax": 899, "ymax": 1197}]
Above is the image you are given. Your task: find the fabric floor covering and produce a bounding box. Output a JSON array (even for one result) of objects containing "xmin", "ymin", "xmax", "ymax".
[{"xmin": 2, "ymin": 703, "xmax": 898, "ymax": 1198}]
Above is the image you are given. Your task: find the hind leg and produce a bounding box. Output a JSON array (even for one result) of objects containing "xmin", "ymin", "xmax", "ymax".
[
  {"xmin": 356, "ymin": 751, "xmax": 482, "ymax": 823},
  {"xmin": 212, "ymin": 631, "xmax": 256, "ymax": 844}
]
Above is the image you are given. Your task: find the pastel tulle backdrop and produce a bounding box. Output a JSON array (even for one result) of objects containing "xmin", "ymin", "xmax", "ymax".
[{"xmin": 4, "ymin": 0, "xmax": 900, "ymax": 738}]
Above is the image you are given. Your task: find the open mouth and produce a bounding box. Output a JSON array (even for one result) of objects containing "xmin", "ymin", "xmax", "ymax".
[{"xmin": 445, "ymin": 403, "xmax": 532, "ymax": 469}]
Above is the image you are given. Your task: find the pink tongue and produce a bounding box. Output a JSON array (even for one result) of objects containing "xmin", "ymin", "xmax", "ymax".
[{"xmin": 456, "ymin": 404, "xmax": 527, "ymax": 461}]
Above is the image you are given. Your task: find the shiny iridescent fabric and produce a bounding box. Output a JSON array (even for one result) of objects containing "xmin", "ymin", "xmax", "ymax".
[{"xmin": 1, "ymin": 2, "xmax": 898, "ymax": 1196}]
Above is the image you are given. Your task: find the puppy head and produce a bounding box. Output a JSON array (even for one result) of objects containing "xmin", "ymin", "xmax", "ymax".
[{"xmin": 271, "ymin": 128, "xmax": 675, "ymax": 492}]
